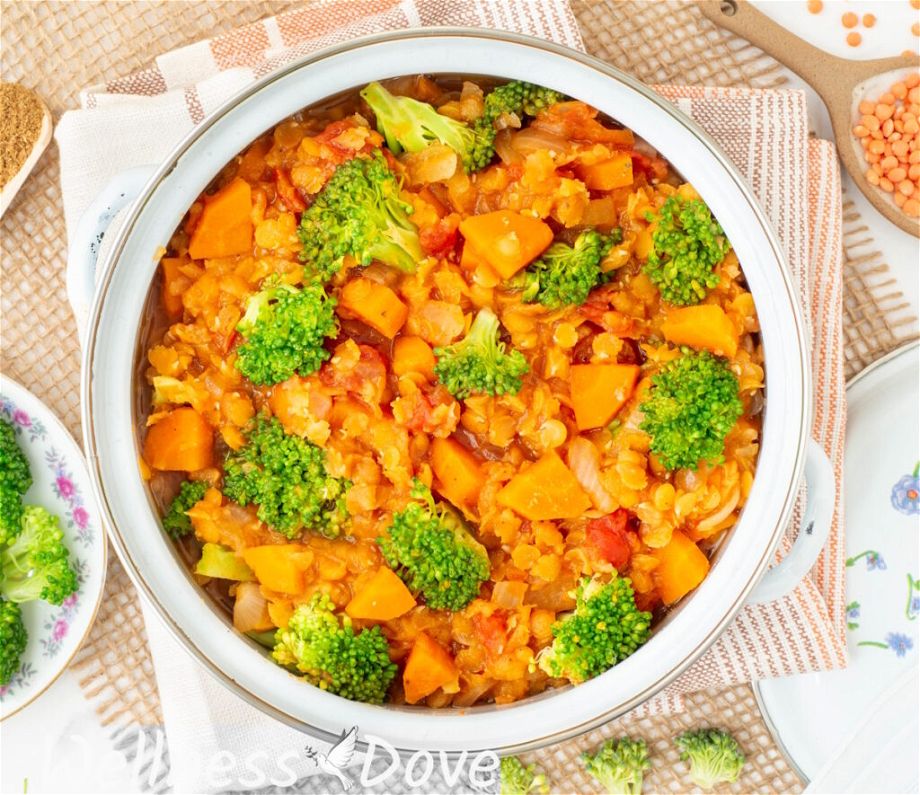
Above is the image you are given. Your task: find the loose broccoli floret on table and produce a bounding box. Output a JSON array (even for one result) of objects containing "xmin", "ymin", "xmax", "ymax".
[
  {"xmin": 537, "ymin": 574, "xmax": 651, "ymax": 684},
  {"xmin": 0, "ymin": 419, "xmax": 31, "ymax": 546},
  {"xmin": 223, "ymin": 415, "xmax": 350, "ymax": 539},
  {"xmin": 0, "ymin": 598, "xmax": 27, "ymax": 687},
  {"xmin": 433, "ymin": 308, "xmax": 529, "ymax": 399},
  {"xmin": 500, "ymin": 755, "xmax": 549, "ymax": 795},
  {"xmin": 581, "ymin": 736, "xmax": 650, "ymax": 795},
  {"xmin": 234, "ymin": 280, "xmax": 338, "ymax": 386},
  {"xmin": 0, "ymin": 505, "xmax": 78, "ymax": 606},
  {"xmin": 644, "ymin": 195, "xmax": 730, "ymax": 306},
  {"xmin": 298, "ymin": 150, "xmax": 423, "ymax": 279},
  {"xmin": 272, "ymin": 592, "xmax": 396, "ymax": 703},
  {"xmin": 510, "ymin": 229, "xmax": 620, "ymax": 309},
  {"xmin": 161, "ymin": 479, "xmax": 208, "ymax": 539},
  {"xmin": 638, "ymin": 350, "xmax": 742, "ymax": 471},
  {"xmin": 378, "ymin": 479, "xmax": 490, "ymax": 611},
  {"xmin": 360, "ymin": 81, "xmax": 494, "ymax": 172},
  {"xmin": 675, "ymin": 728, "xmax": 745, "ymax": 790}
]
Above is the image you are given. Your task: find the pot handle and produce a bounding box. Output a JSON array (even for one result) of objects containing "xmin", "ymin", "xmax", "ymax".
[
  {"xmin": 66, "ymin": 165, "xmax": 158, "ymax": 344},
  {"xmin": 746, "ymin": 438, "xmax": 835, "ymax": 605}
]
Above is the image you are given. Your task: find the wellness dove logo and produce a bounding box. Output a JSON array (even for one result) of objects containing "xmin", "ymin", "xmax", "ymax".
[{"xmin": 303, "ymin": 726, "xmax": 359, "ymax": 790}]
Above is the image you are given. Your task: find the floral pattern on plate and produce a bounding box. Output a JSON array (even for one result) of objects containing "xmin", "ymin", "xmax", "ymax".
[
  {"xmin": 0, "ymin": 378, "xmax": 105, "ymax": 716},
  {"xmin": 890, "ymin": 462, "xmax": 919, "ymax": 516}
]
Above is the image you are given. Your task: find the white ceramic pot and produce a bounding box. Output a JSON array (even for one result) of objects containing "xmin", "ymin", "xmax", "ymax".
[{"xmin": 75, "ymin": 30, "xmax": 834, "ymax": 754}]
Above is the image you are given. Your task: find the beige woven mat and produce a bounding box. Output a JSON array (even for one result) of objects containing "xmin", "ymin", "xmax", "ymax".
[{"xmin": 1, "ymin": 1, "xmax": 916, "ymax": 792}]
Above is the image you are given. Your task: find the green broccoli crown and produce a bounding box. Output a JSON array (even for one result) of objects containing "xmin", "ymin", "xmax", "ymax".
[
  {"xmin": 482, "ymin": 81, "xmax": 564, "ymax": 125},
  {"xmin": 639, "ymin": 350, "xmax": 742, "ymax": 471},
  {"xmin": 0, "ymin": 598, "xmax": 27, "ymax": 686},
  {"xmin": 511, "ymin": 228, "xmax": 621, "ymax": 309},
  {"xmin": 675, "ymin": 729, "xmax": 745, "ymax": 789},
  {"xmin": 433, "ymin": 308, "xmax": 529, "ymax": 399},
  {"xmin": 500, "ymin": 756, "xmax": 549, "ymax": 795},
  {"xmin": 644, "ymin": 195, "xmax": 731, "ymax": 306},
  {"xmin": 235, "ymin": 281, "xmax": 338, "ymax": 386},
  {"xmin": 0, "ymin": 419, "xmax": 32, "ymax": 546},
  {"xmin": 0, "ymin": 505, "xmax": 78, "ymax": 606},
  {"xmin": 162, "ymin": 479, "xmax": 208, "ymax": 539},
  {"xmin": 272, "ymin": 592, "xmax": 396, "ymax": 703},
  {"xmin": 360, "ymin": 81, "xmax": 494, "ymax": 172},
  {"xmin": 377, "ymin": 479, "xmax": 490, "ymax": 611},
  {"xmin": 298, "ymin": 150, "xmax": 423, "ymax": 279},
  {"xmin": 223, "ymin": 415, "xmax": 350, "ymax": 539},
  {"xmin": 582, "ymin": 737, "xmax": 650, "ymax": 795},
  {"xmin": 537, "ymin": 574, "xmax": 651, "ymax": 684}
]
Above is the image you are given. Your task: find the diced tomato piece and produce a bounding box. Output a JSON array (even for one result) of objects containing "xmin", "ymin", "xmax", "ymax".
[
  {"xmin": 473, "ymin": 612, "xmax": 507, "ymax": 657},
  {"xmin": 273, "ymin": 168, "xmax": 306, "ymax": 213},
  {"xmin": 585, "ymin": 509, "xmax": 634, "ymax": 570},
  {"xmin": 419, "ymin": 216, "xmax": 460, "ymax": 257}
]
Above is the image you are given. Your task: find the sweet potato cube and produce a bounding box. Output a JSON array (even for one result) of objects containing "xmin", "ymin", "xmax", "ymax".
[
  {"xmin": 188, "ymin": 177, "xmax": 253, "ymax": 260},
  {"xmin": 496, "ymin": 451, "xmax": 591, "ymax": 520},
  {"xmin": 569, "ymin": 363, "xmax": 640, "ymax": 430}
]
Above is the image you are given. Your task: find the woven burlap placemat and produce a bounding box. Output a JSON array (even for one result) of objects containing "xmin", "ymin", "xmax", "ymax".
[{"xmin": 2, "ymin": 2, "xmax": 916, "ymax": 792}]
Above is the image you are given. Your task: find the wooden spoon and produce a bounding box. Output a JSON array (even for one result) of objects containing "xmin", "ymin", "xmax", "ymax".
[{"xmin": 698, "ymin": 0, "xmax": 920, "ymax": 237}]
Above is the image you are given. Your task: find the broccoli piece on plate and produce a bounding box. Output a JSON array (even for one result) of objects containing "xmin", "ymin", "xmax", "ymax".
[
  {"xmin": 234, "ymin": 280, "xmax": 338, "ymax": 386},
  {"xmin": 433, "ymin": 308, "xmax": 529, "ymax": 399},
  {"xmin": 639, "ymin": 350, "xmax": 742, "ymax": 471},
  {"xmin": 272, "ymin": 592, "xmax": 396, "ymax": 703},
  {"xmin": 0, "ymin": 505, "xmax": 78, "ymax": 606},
  {"xmin": 537, "ymin": 574, "xmax": 651, "ymax": 684},
  {"xmin": 360, "ymin": 81, "xmax": 494, "ymax": 172},
  {"xmin": 509, "ymin": 228, "xmax": 621, "ymax": 309},
  {"xmin": 500, "ymin": 756, "xmax": 549, "ymax": 795},
  {"xmin": 223, "ymin": 415, "xmax": 350, "ymax": 539},
  {"xmin": 675, "ymin": 729, "xmax": 745, "ymax": 790},
  {"xmin": 0, "ymin": 418, "xmax": 31, "ymax": 546},
  {"xmin": 0, "ymin": 599, "xmax": 27, "ymax": 686},
  {"xmin": 581, "ymin": 737, "xmax": 650, "ymax": 795},
  {"xmin": 298, "ymin": 150, "xmax": 423, "ymax": 279},
  {"xmin": 162, "ymin": 479, "xmax": 208, "ymax": 539},
  {"xmin": 378, "ymin": 479, "xmax": 490, "ymax": 611},
  {"xmin": 644, "ymin": 195, "xmax": 730, "ymax": 306}
]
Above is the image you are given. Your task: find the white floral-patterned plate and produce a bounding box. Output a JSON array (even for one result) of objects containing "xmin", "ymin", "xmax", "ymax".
[
  {"xmin": 755, "ymin": 341, "xmax": 919, "ymax": 790},
  {"xmin": 0, "ymin": 375, "xmax": 106, "ymax": 720}
]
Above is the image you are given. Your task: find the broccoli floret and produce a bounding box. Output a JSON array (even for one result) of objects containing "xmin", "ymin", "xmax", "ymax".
[
  {"xmin": 639, "ymin": 351, "xmax": 742, "ymax": 471},
  {"xmin": 675, "ymin": 729, "xmax": 745, "ymax": 790},
  {"xmin": 162, "ymin": 479, "xmax": 208, "ymax": 539},
  {"xmin": 0, "ymin": 419, "xmax": 31, "ymax": 546},
  {"xmin": 223, "ymin": 415, "xmax": 350, "ymax": 539},
  {"xmin": 0, "ymin": 599, "xmax": 27, "ymax": 686},
  {"xmin": 509, "ymin": 229, "xmax": 621, "ymax": 309},
  {"xmin": 500, "ymin": 756, "xmax": 549, "ymax": 795},
  {"xmin": 0, "ymin": 505, "xmax": 78, "ymax": 606},
  {"xmin": 272, "ymin": 592, "xmax": 396, "ymax": 703},
  {"xmin": 644, "ymin": 195, "xmax": 730, "ymax": 306},
  {"xmin": 482, "ymin": 81, "xmax": 564, "ymax": 126},
  {"xmin": 235, "ymin": 281, "xmax": 338, "ymax": 386},
  {"xmin": 537, "ymin": 574, "xmax": 651, "ymax": 684},
  {"xmin": 433, "ymin": 308, "xmax": 529, "ymax": 399},
  {"xmin": 360, "ymin": 81, "xmax": 494, "ymax": 172},
  {"xmin": 298, "ymin": 150, "xmax": 422, "ymax": 279},
  {"xmin": 581, "ymin": 737, "xmax": 650, "ymax": 795},
  {"xmin": 378, "ymin": 479, "xmax": 490, "ymax": 611}
]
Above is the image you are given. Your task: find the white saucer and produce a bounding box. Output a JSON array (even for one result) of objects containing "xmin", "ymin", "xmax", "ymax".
[
  {"xmin": 755, "ymin": 342, "xmax": 919, "ymax": 792},
  {"xmin": 0, "ymin": 375, "xmax": 107, "ymax": 720}
]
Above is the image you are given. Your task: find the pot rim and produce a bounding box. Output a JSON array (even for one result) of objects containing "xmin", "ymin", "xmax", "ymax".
[{"xmin": 81, "ymin": 27, "xmax": 810, "ymax": 754}]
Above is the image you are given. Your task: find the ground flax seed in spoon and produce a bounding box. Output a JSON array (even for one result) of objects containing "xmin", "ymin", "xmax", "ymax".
[{"xmin": 0, "ymin": 83, "xmax": 45, "ymax": 190}]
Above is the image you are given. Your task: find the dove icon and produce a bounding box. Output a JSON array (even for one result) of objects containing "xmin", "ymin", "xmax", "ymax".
[{"xmin": 304, "ymin": 726, "xmax": 359, "ymax": 791}]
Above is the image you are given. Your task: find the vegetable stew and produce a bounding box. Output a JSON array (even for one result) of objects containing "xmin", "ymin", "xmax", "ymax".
[{"xmin": 139, "ymin": 75, "xmax": 763, "ymax": 707}]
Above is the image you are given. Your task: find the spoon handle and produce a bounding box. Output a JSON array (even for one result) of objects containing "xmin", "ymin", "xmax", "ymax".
[{"xmin": 697, "ymin": 0, "xmax": 851, "ymax": 106}]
